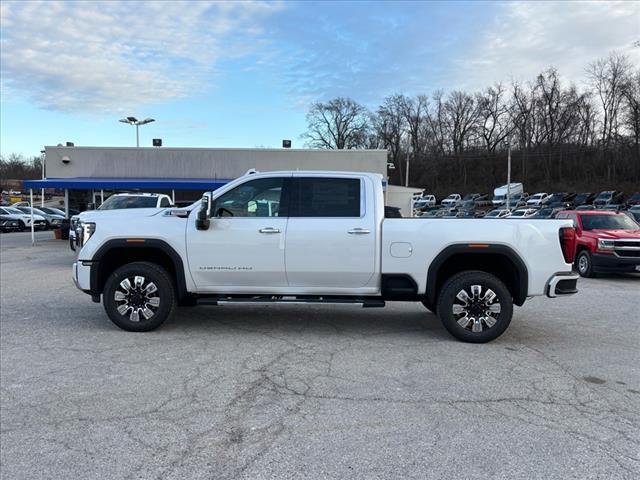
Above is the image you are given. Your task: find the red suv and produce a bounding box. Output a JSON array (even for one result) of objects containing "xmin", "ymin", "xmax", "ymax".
[{"xmin": 555, "ymin": 210, "xmax": 640, "ymax": 277}]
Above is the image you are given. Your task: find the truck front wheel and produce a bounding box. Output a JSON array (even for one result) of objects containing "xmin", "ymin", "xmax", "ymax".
[
  {"xmin": 103, "ymin": 262, "xmax": 176, "ymax": 332},
  {"xmin": 575, "ymin": 250, "xmax": 595, "ymax": 278},
  {"xmin": 436, "ymin": 271, "xmax": 513, "ymax": 343}
]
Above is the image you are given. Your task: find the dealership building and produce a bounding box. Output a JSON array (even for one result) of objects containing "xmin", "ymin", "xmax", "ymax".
[{"xmin": 24, "ymin": 145, "xmax": 419, "ymax": 215}]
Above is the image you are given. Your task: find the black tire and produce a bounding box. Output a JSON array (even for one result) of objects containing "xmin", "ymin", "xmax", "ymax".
[
  {"xmin": 575, "ymin": 250, "xmax": 595, "ymax": 278},
  {"xmin": 421, "ymin": 300, "xmax": 436, "ymax": 314},
  {"xmin": 436, "ymin": 270, "xmax": 513, "ymax": 343},
  {"xmin": 103, "ymin": 262, "xmax": 176, "ymax": 332},
  {"xmin": 18, "ymin": 220, "xmax": 26, "ymax": 232}
]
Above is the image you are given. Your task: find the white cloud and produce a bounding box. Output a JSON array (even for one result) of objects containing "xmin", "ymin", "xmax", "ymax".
[
  {"xmin": 452, "ymin": 0, "xmax": 640, "ymax": 90},
  {"xmin": 0, "ymin": 0, "xmax": 282, "ymax": 112}
]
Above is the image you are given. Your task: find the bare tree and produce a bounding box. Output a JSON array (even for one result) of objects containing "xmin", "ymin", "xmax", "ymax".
[
  {"xmin": 442, "ymin": 91, "xmax": 479, "ymax": 186},
  {"xmin": 302, "ymin": 97, "xmax": 370, "ymax": 149},
  {"xmin": 621, "ymin": 68, "xmax": 640, "ymax": 173},
  {"xmin": 0, "ymin": 154, "xmax": 42, "ymax": 188},
  {"xmin": 426, "ymin": 91, "xmax": 447, "ymax": 157},
  {"xmin": 476, "ymin": 83, "xmax": 513, "ymax": 153},
  {"xmin": 373, "ymin": 94, "xmax": 407, "ymax": 181},
  {"xmin": 444, "ymin": 91, "xmax": 479, "ymax": 154},
  {"xmin": 401, "ymin": 94, "xmax": 429, "ymax": 157},
  {"xmin": 587, "ymin": 53, "xmax": 632, "ymax": 150}
]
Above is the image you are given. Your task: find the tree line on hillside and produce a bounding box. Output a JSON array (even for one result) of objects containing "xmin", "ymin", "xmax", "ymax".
[
  {"xmin": 302, "ymin": 52, "xmax": 639, "ymax": 196},
  {"xmin": 0, "ymin": 154, "xmax": 42, "ymax": 188}
]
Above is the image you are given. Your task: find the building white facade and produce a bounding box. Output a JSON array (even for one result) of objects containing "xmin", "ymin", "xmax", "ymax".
[{"xmin": 44, "ymin": 146, "xmax": 388, "ymax": 180}]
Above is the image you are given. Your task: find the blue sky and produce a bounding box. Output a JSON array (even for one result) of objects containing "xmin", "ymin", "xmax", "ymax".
[{"xmin": 1, "ymin": 0, "xmax": 638, "ymax": 157}]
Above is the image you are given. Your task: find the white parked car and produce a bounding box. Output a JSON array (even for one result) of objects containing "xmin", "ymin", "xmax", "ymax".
[
  {"xmin": 527, "ymin": 193, "xmax": 549, "ymax": 206},
  {"xmin": 70, "ymin": 193, "xmax": 174, "ymax": 245},
  {"xmin": 484, "ymin": 208, "xmax": 511, "ymax": 218},
  {"xmin": 98, "ymin": 193, "xmax": 173, "ymax": 210},
  {"xmin": 413, "ymin": 195, "xmax": 436, "ymax": 211},
  {"xmin": 0, "ymin": 206, "xmax": 48, "ymax": 230},
  {"xmin": 508, "ymin": 208, "xmax": 538, "ymax": 218},
  {"xmin": 15, "ymin": 206, "xmax": 65, "ymax": 228},
  {"xmin": 71, "ymin": 170, "xmax": 578, "ymax": 344},
  {"xmin": 441, "ymin": 194, "xmax": 462, "ymax": 208}
]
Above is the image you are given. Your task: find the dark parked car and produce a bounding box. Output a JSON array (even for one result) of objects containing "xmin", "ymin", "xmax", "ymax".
[
  {"xmin": 545, "ymin": 192, "xmax": 577, "ymax": 208},
  {"xmin": 626, "ymin": 205, "xmax": 640, "ymax": 223},
  {"xmin": 462, "ymin": 193, "xmax": 488, "ymax": 202},
  {"xmin": 593, "ymin": 190, "xmax": 624, "ymax": 208},
  {"xmin": 0, "ymin": 215, "xmax": 22, "ymax": 232},
  {"xmin": 462, "ymin": 193, "xmax": 482, "ymax": 201},
  {"xmin": 531, "ymin": 207, "xmax": 563, "ymax": 219},
  {"xmin": 626, "ymin": 192, "xmax": 640, "ymax": 207},
  {"xmin": 456, "ymin": 201, "xmax": 487, "ymax": 218},
  {"xmin": 573, "ymin": 192, "xmax": 596, "ymax": 207}
]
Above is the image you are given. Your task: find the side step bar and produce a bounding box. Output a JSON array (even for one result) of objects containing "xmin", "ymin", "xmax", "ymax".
[{"xmin": 196, "ymin": 296, "xmax": 386, "ymax": 308}]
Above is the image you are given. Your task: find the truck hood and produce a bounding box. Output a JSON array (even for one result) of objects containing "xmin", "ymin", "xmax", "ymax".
[
  {"xmin": 588, "ymin": 229, "xmax": 640, "ymax": 239},
  {"xmin": 76, "ymin": 208, "xmax": 166, "ymax": 223}
]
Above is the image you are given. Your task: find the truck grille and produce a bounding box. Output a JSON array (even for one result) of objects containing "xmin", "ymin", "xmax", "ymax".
[{"xmin": 613, "ymin": 239, "xmax": 640, "ymax": 258}]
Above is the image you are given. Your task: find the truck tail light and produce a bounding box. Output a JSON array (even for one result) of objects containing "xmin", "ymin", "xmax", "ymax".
[{"xmin": 559, "ymin": 227, "xmax": 576, "ymax": 264}]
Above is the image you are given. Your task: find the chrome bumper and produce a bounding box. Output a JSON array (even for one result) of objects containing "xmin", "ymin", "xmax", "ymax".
[
  {"xmin": 72, "ymin": 261, "xmax": 92, "ymax": 291},
  {"xmin": 546, "ymin": 273, "xmax": 579, "ymax": 298},
  {"xmin": 72, "ymin": 262, "xmax": 80, "ymax": 289}
]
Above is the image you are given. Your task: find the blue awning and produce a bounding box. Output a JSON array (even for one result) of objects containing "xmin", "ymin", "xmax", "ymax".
[{"xmin": 23, "ymin": 177, "xmax": 231, "ymax": 190}]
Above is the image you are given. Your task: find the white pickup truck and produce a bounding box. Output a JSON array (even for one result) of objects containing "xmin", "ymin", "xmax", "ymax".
[{"xmin": 72, "ymin": 170, "xmax": 579, "ymax": 343}]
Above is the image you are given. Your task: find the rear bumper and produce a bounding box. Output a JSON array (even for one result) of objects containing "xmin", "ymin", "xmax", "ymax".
[
  {"xmin": 546, "ymin": 273, "xmax": 579, "ymax": 298},
  {"xmin": 592, "ymin": 253, "xmax": 640, "ymax": 273}
]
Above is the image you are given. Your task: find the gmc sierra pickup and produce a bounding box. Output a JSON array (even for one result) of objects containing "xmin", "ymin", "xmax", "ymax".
[{"xmin": 72, "ymin": 170, "xmax": 579, "ymax": 343}]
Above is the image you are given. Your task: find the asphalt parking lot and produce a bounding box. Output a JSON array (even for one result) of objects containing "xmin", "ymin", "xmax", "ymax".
[{"xmin": 1, "ymin": 232, "xmax": 639, "ymax": 480}]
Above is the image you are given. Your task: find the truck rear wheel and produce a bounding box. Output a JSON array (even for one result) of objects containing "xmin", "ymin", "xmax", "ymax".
[
  {"xmin": 103, "ymin": 262, "xmax": 176, "ymax": 332},
  {"xmin": 436, "ymin": 271, "xmax": 513, "ymax": 343}
]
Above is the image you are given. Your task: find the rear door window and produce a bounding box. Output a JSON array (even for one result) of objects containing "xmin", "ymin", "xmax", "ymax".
[{"xmin": 289, "ymin": 178, "xmax": 361, "ymax": 217}]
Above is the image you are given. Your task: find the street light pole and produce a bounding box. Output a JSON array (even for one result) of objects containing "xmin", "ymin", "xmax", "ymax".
[
  {"xmin": 405, "ymin": 156, "xmax": 410, "ymax": 187},
  {"xmin": 40, "ymin": 149, "xmax": 45, "ymax": 207},
  {"xmin": 506, "ymin": 142, "xmax": 512, "ymax": 209},
  {"xmin": 119, "ymin": 117, "xmax": 155, "ymax": 147}
]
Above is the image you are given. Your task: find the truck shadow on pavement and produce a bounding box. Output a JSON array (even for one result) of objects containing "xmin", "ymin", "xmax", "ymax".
[{"xmin": 160, "ymin": 305, "xmax": 458, "ymax": 343}]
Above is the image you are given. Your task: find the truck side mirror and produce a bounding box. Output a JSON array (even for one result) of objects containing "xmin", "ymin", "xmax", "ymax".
[{"xmin": 195, "ymin": 193, "xmax": 211, "ymax": 230}]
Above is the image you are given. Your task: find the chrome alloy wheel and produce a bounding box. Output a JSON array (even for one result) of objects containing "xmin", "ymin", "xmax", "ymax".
[
  {"xmin": 578, "ymin": 255, "xmax": 589, "ymax": 274},
  {"xmin": 452, "ymin": 284, "xmax": 501, "ymax": 333},
  {"xmin": 114, "ymin": 276, "xmax": 160, "ymax": 322}
]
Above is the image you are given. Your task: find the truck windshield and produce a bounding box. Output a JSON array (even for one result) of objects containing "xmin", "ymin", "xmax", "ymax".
[
  {"xmin": 99, "ymin": 196, "xmax": 158, "ymax": 210},
  {"xmin": 581, "ymin": 215, "xmax": 638, "ymax": 230}
]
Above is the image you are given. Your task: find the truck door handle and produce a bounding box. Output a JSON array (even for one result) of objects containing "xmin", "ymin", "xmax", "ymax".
[
  {"xmin": 259, "ymin": 227, "xmax": 280, "ymax": 234},
  {"xmin": 348, "ymin": 228, "xmax": 370, "ymax": 235}
]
